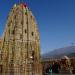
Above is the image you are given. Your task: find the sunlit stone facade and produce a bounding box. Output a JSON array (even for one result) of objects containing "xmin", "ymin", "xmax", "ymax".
[{"xmin": 2, "ymin": 3, "xmax": 42, "ymax": 75}]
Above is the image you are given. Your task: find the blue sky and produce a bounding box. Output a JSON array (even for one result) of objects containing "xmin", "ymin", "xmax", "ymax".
[{"xmin": 0, "ymin": 0, "xmax": 75, "ymax": 54}]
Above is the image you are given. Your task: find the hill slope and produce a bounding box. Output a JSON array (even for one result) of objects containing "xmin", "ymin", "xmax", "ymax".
[{"xmin": 42, "ymin": 46, "xmax": 75, "ymax": 59}]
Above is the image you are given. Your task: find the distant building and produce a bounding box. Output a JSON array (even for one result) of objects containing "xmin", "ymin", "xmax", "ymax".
[{"xmin": 1, "ymin": 3, "xmax": 42, "ymax": 75}]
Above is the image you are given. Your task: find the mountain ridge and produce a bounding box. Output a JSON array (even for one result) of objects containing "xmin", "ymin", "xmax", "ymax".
[{"xmin": 42, "ymin": 46, "xmax": 75, "ymax": 59}]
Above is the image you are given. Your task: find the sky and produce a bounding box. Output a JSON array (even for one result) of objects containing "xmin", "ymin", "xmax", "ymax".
[{"xmin": 0, "ymin": 0, "xmax": 75, "ymax": 54}]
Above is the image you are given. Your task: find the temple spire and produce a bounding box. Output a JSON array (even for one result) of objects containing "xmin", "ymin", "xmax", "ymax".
[{"xmin": 2, "ymin": 3, "xmax": 42, "ymax": 75}]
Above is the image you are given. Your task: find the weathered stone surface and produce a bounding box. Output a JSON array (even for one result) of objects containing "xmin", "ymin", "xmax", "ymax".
[{"xmin": 1, "ymin": 3, "xmax": 42, "ymax": 75}]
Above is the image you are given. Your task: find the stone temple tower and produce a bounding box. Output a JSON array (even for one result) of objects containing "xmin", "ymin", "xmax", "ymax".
[{"xmin": 2, "ymin": 3, "xmax": 42, "ymax": 75}]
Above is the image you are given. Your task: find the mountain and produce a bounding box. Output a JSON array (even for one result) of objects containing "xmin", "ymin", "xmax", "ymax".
[{"xmin": 42, "ymin": 46, "xmax": 75, "ymax": 59}]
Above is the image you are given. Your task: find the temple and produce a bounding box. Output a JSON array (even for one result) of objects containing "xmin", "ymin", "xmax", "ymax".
[{"xmin": 1, "ymin": 3, "xmax": 42, "ymax": 75}]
